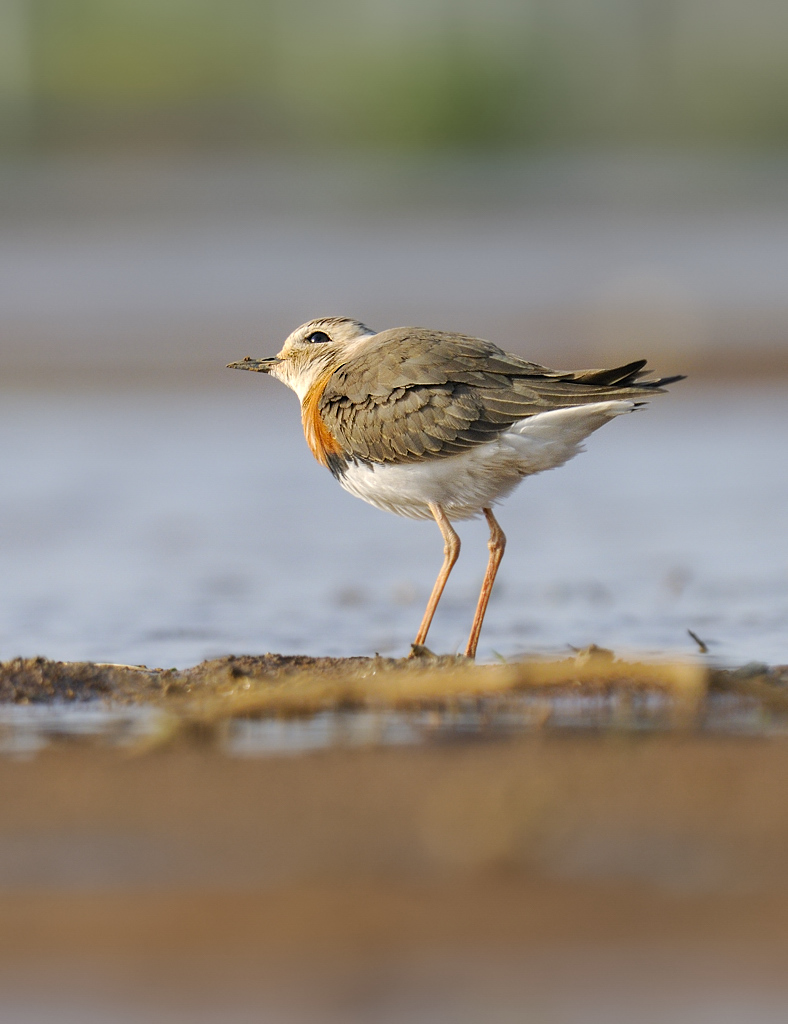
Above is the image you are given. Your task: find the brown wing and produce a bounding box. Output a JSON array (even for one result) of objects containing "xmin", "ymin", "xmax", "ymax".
[{"xmin": 319, "ymin": 328, "xmax": 682, "ymax": 465}]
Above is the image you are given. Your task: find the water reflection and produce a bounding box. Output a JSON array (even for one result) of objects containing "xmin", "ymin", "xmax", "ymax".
[{"xmin": 0, "ymin": 686, "xmax": 778, "ymax": 758}]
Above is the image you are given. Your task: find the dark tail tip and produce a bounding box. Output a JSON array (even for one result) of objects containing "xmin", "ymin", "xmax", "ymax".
[{"xmin": 646, "ymin": 373, "xmax": 687, "ymax": 388}]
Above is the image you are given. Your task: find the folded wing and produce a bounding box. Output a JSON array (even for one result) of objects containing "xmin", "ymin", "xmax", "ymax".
[{"xmin": 319, "ymin": 328, "xmax": 683, "ymax": 465}]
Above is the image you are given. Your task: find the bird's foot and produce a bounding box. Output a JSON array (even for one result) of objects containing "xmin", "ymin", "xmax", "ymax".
[
  {"xmin": 409, "ymin": 644, "xmax": 474, "ymax": 666},
  {"xmin": 408, "ymin": 643, "xmax": 437, "ymax": 660},
  {"xmin": 572, "ymin": 643, "xmax": 615, "ymax": 666}
]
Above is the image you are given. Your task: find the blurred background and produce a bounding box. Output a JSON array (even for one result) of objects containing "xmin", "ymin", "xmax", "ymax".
[
  {"xmin": 2, "ymin": 6, "xmax": 788, "ymax": 1022},
  {"xmin": 0, "ymin": 0, "xmax": 787, "ymax": 666}
]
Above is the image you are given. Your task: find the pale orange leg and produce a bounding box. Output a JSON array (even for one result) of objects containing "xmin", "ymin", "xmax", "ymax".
[
  {"xmin": 464, "ymin": 508, "xmax": 506, "ymax": 659},
  {"xmin": 412, "ymin": 502, "xmax": 460, "ymax": 651}
]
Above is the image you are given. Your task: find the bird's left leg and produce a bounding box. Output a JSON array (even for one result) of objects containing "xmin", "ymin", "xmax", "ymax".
[
  {"xmin": 464, "ymin": 508, "xmax": 506, "ymax": 659},
  {"xmin": 411, "ymin": 502, "xmax": 460, "ymax": 653}
]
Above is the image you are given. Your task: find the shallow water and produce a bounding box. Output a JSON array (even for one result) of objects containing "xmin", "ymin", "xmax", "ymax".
[{"xmin": 0, "ymin": 384, "xmax": 786, "ymax": 668}]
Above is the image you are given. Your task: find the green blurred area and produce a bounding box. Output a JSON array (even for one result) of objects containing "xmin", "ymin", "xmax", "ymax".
[{"xmin": 1, "ymin": 0, "xmax": 788, "ymax": 150}]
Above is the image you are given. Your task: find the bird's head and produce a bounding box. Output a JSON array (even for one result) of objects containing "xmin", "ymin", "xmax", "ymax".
[{"xmin": 227, "ymin": 317, "xmax": 375, "ymax": 401}]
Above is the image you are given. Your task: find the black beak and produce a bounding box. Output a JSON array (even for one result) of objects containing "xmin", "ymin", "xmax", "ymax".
[{"xmin": 226, "ymin": 356, "xmax": 280, "ymax": 373}]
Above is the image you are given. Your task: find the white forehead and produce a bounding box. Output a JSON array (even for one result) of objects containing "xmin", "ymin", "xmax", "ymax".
[{"xmin": 284, "ymin": 317, "xmax": 375, "ymax": 348}]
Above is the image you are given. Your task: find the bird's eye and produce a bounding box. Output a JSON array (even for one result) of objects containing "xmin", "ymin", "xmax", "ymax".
[{"xmin": 307, "ymin": 331, "xmax": 330, "ymax": 344}]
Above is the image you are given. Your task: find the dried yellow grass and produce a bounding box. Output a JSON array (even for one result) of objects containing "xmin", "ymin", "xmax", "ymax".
[{"xmin": 163, "ymin": 652, "xmax": 708, "ymax": 729}]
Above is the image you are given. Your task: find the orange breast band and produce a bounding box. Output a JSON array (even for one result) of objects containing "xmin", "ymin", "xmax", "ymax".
[{"xmin": 301, "ymin": 372, "xmax": 344, "ymax": 468}]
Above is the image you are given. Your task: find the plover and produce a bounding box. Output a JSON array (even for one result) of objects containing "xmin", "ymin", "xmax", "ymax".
[{"xmin": 229, "ymin": 318, "xmax": 683, "ymax": 658}]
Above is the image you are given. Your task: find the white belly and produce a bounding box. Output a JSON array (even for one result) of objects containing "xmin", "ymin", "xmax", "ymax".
[{"xmin": 337, "ymin": 400, "xmax": 636, "ymax": 520}]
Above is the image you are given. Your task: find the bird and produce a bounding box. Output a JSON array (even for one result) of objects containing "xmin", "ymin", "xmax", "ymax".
[{"xmin": 228, "ymin": 317, "xmax": 683, "ymax": 659}]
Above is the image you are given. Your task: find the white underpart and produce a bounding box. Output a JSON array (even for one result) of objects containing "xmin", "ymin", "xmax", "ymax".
[{"xmin": 339, "ymin": 401, "xmax": 639, "ymax": 521}]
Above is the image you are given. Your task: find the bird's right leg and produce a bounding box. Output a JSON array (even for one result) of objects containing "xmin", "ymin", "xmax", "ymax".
[{"xmin": 411, "ymin": 502, "xmax": 460, "ymax": 652}]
